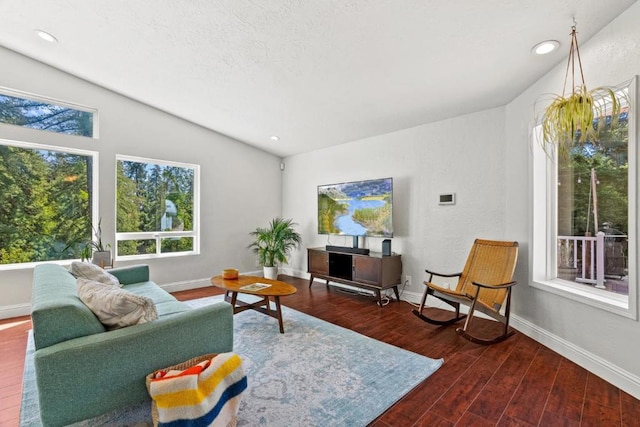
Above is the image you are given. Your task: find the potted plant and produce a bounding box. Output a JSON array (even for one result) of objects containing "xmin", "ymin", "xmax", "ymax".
[
  {"xmin": 81, "ymin": 218, "xmax": 112, "ymax": 268},
  {"xmin": 540, "ymin": 85, "xmax": 624, "ymax": 157},
  {"xmin": 249, "ymin": 217, "xmax": 302, "ymax": 280},
  {"xmin": 539, "ymin": 22, "xmax": 627, "ymax": 158}
]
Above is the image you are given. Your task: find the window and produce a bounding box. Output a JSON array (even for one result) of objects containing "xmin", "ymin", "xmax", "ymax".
[
  {"xmin": 116, "ymin": 156, "xmax": 199, "ymax": 259},
  {"xmin": 0, "ymin": 87, "xmax": 97, "ymax": 138},
  {"xmin": 0, "ymin": 139, "xmax": 97, "ymax": 268},
  {"xmin": 531, "ymin": 78, "xmax": 637, "ymax": 318}
]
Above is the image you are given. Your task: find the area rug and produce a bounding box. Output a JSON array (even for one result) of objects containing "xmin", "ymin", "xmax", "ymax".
[{"xmin": 21, "ymin": 295, "xmax": 443, "ymax": 426}]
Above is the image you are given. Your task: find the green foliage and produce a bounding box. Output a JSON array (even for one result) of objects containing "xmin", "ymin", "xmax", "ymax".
[
  {"xmin": 0, "ymin": 145, "xmax": 195, "ymax": 264},
  {"xmin": 317, "ymin": 194, "xmax": 347, "ymax": 234},
  {"xmin": 0, "ymin": 145, "xmax": 92, "ymax": 264},
  {"xmin": 557, "ymin": 118, "xmax": 628, "ymax": 237},
  {"xmin": 116, "ymin": 160, "xmax": 195, "ymax": 255},
  {"xmin": 249, "ymin": 218, "xmax": 302, "ymax": 267},
  {"xmin": 116, "ymin": 161, "xmax": 141, "ymax": 255},
  {"xmin": 80, "ymin": 218, "xmax": 111, "ymax": 261},
  {"xmin": 538, "ymin": 25, "xmax": 628, "ymax": 159},
  {"xmin": 352, "ymin": 200, "xmax": 392, "ymax": 235},
  {"xmin": 161, "ymin": 237, "xmax": 193, "ymax": 253},
  {"xmin": 541, "ymin": 86, "xmax": 625, "ymax": 158},
  {"xmin": 0, "ymin": 94, "xmax": 93, "ymax": 137}
]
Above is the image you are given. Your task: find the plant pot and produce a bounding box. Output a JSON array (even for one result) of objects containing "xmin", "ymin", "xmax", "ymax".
[
  {"xmin": 263, "ymin": 266, "xmax": 278, "ymax": 280},
  {"xmin": 92, "ymin": 251, "xmax": 112, "ymax": 268}
]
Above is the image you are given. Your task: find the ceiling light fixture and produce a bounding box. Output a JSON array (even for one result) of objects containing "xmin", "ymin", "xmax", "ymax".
[
  {"xmin": 270, "ymin": 135, "xmax": 280, "ymax": 141},
  {"xmin": 35, "ymin": 29, "xmax": 58, "ymax": 43},
  {"xmin": 531, "ymin": 40, "xmax": 559, "ymax": 55}
]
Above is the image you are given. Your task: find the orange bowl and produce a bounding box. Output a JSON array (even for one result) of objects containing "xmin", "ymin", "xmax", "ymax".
[{"xmin": 222, "ymin": 268, "xmax": 239, "ymax": 279}]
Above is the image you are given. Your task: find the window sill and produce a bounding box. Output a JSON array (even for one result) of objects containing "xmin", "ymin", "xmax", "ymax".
[
  {"xmin": 0, "ymin": 259, "xmax": 75, "ymax": 271},
  {"xmin": 530, "ymin": 277, "xmax": 635, "ymax": 319},
  {"xmin": 115, "ymin": 250, "xmax": 199, "ymax": 262}
]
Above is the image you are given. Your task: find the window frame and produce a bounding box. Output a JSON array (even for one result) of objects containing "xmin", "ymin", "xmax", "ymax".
[
  {"xmin": 0, "ymin": 86, "xmax": 99, "ymax": 138},
  {"xmin": 530, "ymin": 77, "xmax": 638, "ymax": 319},
  {"xmin": 0, "ymin": 138, "xmax": 99, "ymax": 271},
  {"xmin": 115, "ymin": 155, "xmax": 200, "ymax": 261}
]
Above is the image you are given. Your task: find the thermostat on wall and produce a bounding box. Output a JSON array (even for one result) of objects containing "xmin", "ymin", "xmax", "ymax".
[{"xmin": 439, "ymin": 193, "xmax": 456, "ymax": 205}]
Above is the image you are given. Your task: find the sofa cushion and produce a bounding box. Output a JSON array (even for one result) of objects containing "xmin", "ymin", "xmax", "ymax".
[
  {"xmin": 70, "ymin": 261, "xmax": 121, "ymax": 287},
  {"xmin": 76, "ymin": 278, "xmax": 158, "ymax": 329},
  {"xmin": 155, "ymin": 300, "xmax": 193, "ymax": 317},
  {"xmin": 122, "ymin": 281, "xmax": 191, "ymax": 317},
  {"xmin": 124, "ymin": 281, "xmax": 178, "ymax": 303}
]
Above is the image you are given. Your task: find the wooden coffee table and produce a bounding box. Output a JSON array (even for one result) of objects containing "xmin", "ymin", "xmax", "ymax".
[{"xmin": 210, "ymin": 275, "xmax": 297, "ymax": 333}]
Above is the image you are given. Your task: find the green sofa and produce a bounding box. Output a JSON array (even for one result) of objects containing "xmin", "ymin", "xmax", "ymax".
[{"xmin": 31, "ymin": 263, "xmax": 233, "ymax": 427}]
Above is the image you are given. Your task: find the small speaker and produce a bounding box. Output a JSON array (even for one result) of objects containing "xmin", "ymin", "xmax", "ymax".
[{"xmin": 382, "ymin": 239, "xmax": 391, "ymax": 256}]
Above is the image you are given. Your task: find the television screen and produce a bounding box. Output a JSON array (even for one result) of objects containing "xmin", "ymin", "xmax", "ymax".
[{"xmin": 317, "ymin": 177, "xmax": 393, "ymax": 237}]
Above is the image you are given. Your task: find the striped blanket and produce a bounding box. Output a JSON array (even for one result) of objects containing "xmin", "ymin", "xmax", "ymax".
[{"xmin": 148, "ymin": 353, "xmax": 247, "ymax": 427}]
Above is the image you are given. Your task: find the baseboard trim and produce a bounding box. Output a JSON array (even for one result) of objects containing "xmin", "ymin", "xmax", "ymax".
[
  {"xmin": 159, "ymin": 278, "xmax": 212, "ymax": 293},
  {"xmin": 0, "ymin": 303, "xmax": 31, "ymax": 319},
  {"xmin": 510, "ymin": 314, "xmax": 640, "ymax": 399}
]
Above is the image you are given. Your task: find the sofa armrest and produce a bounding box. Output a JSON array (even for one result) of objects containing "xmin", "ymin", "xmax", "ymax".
[
  {"xmin": 108, "ymin": 264, "xmax": 149, "ymax": 285},
  {"xmin": 34, "ymin": 301, "xmax": 233, "ymax": 427}
]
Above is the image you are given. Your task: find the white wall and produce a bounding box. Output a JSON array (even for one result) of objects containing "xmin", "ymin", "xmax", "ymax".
[
  {"xmin": 504, "ymin": 3, "xmax": 640, "ymax": 397},
  {"xmin": 282, "ymin": 105, "xmax": 508, "ymax": 301},
  {"xmin": 0, "ymin": 47, "xmax": 283, "ymax": 317}
]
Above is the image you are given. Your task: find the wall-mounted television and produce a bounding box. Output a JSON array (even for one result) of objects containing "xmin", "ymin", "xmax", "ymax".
[{"xmin": 317, "ymin": 177, "xmax": 393, "ymax": 238}]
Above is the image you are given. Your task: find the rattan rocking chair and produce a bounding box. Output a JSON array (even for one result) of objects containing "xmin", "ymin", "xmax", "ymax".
[{"xmin": 412, "ymin": 239, "xmax": 519, "ymax": 345}]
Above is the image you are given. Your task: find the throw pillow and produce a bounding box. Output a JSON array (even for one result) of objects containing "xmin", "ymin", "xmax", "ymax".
[
  {"xmin": 76, "ymin": 278, "xmax": 158, "ymax": 329},
  {"xmin": 70, "ymin": 261, "xmax": 121, "ymax": 287}
]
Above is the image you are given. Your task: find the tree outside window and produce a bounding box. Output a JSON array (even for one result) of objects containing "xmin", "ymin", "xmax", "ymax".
[
  {"xmin": 556, "ymin": 107, "xmax": 629, "ymax": 295},
  {"xmin": 0, "ymin": 91, "xmax": 95, "ymax": 137},
  {"xmin": 116, "ymin": 157, "xmax": 198, "ymax": 258},
  {"xmin": 0, "ymin": 142, "xmax": 95, "ymax": 265}
]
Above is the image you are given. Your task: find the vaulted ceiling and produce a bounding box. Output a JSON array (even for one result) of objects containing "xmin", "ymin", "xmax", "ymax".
[{"xmin": 0, "ymin": 1, "xmax": 637, "ymax": 157}]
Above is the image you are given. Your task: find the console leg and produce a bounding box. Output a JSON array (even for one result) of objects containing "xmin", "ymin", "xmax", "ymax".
[
  {"xmin": 376, "ymin": 290, "xmax": 382, "ymax": 306},
  {"xmin": 393, "ymin": 286, "xmax": 400, "ymax": 302}
]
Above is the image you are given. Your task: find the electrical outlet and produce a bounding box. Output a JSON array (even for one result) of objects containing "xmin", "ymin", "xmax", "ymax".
[{"xmin": 405, "ymin": 275, "xmax": 412, "ymax": 286}]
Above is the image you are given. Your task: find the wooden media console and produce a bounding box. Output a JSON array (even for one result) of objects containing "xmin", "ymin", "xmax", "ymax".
[{"xmin": 307, "ymin": 247, "xmax": 402, "ymax": 306}]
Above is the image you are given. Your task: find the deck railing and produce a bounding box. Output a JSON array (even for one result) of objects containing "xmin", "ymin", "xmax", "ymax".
[{"xmin": 557, "ymin": 232, "xmax": 627, "ymax": 289}]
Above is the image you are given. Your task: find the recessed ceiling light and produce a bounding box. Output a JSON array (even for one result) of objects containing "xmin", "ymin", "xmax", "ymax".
[
  {"xmin": 531, "ymin": 40, "xmax": 559, "ymax": 55},
  {"xmin": 270, "ymin": 135, "xmax": 280, "ymax": 141},
  {"xmin": 35, "ymin": 29, "xmax": 58, "ymax": 43}
]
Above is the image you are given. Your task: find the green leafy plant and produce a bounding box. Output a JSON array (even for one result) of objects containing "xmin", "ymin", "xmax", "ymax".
[
  {"xmin": 538, "ymin": 23, "xmax": 627, "ymax": 157},
  {"xmin": 249, "ymin": 218, "xmax": 302, "ymax": 267},
  {"xmin": 80, "ymin": 218, "xmax": 111, "ymax": 261}
]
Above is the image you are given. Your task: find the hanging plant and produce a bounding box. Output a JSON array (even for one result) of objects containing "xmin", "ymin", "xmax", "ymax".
[{"xmin": 539, "ymin": 22, "xmax": 627, "ymax": 157}]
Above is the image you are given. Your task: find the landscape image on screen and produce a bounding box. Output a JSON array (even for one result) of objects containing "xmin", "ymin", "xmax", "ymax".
[{"xmin": 317, "ymin": 177, "xmax": 393, "ymax": 237}]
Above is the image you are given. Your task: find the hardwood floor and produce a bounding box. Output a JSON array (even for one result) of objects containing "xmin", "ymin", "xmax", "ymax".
[
  {"xmin": 0, "ymin": 315, "xmax": 31, "ymax": 426},
  {"xmin": 2, "ymin": 275, "xmax": 639, "ymax": 426}
]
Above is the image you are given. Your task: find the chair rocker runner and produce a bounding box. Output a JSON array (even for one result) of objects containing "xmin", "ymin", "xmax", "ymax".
[{"xmin": 412, "ymin": 239, "xmax": 519, "ymax": 345}]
